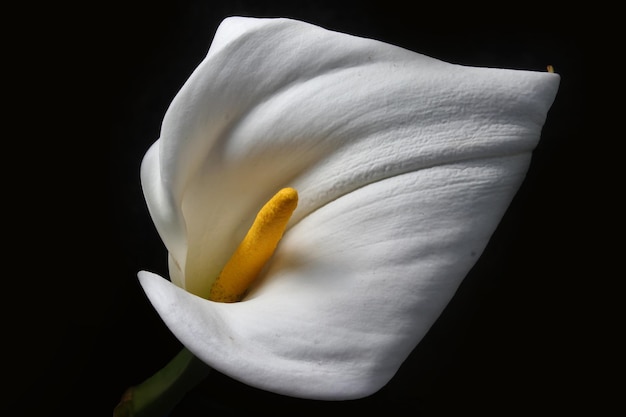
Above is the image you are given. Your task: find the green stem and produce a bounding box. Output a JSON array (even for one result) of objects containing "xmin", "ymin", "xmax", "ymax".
[{"xmin": 114, "ymin": 347, "xmax": 211, "ymax": 417}]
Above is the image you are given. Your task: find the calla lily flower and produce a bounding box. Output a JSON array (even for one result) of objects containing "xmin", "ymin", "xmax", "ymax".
[{"xmin": 136, "ymin": 16, "xmax": 559, "ymax": 402}]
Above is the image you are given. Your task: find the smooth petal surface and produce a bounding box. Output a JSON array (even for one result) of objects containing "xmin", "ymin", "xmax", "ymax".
[{"xmin": 139, "ymin": 17, "xmax": 559, "ymax": 399}]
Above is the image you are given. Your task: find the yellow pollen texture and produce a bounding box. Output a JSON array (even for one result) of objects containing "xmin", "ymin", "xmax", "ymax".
[{"xmin": 208, "ymin": 188, "xmax": 298, "ymax": 303}]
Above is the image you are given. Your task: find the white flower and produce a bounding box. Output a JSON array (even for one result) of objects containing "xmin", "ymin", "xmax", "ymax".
[{"xmin": 137, "ymin": 16, "xmax": 559, "ymax": 400}]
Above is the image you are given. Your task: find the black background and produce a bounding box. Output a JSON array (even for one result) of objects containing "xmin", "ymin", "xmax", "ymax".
[{"xmin": 7, "ymin": 1, "xmax": 607, "ymax": 416}]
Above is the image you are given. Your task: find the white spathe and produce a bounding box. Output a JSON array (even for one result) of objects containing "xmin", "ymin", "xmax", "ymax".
[{"xmin": 138, "ymin": 16, "xmax": 559, "ymax": 400}]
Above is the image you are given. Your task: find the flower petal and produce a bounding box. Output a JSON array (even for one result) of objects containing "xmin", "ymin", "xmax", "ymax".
[
  {"xmin": 142, "ymin": 16, "xmax": 559, "ymax": 294},
  {"xmin": 139, "ymin": 152, "xmax": 535, "ymax": 399},
  {"xmin": 139, "ymin": 16, "xmax": 559, "ymax": 399}
]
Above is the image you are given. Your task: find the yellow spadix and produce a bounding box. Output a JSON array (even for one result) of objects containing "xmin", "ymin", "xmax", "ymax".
[{"xmin": 208, "ymin": 187, "xmax": 298, "ymax": 302}]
